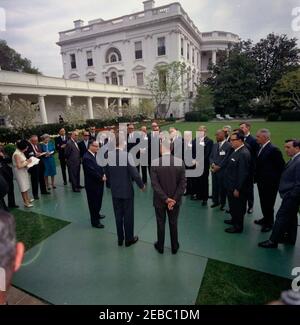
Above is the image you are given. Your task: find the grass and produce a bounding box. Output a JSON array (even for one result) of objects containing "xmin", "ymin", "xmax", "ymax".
[
  {"xmin": 162, "ymin": 121, "xmax": 300, "ymax": 160},
  {"xmin": 196, "ymin": 259, "xmax": 291, "ymax": 305},
  {"xmin": 12, "ymin": 209, "xmax": 70, "ymax": 251}
]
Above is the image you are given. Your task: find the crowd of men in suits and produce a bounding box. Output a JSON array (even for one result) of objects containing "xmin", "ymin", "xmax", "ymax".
[{"xmin": 1, "ymin": 121, "xmax": 300, "ymax": 254}]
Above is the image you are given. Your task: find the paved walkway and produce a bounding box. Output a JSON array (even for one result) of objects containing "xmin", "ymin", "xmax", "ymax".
[{"xmin": 11, "ymin": 170, "xmax": 300, "ymax": 305}]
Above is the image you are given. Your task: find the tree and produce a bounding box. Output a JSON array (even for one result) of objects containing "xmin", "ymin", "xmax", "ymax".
[
  {"xmin": 64, "ymin": 104, "xmax": 86, "ymax": 126},
  {"xmin": 0, "ymin": 40, "xmax": 41, "ymax": 74},
  {"xmin": 250, "ymin": 33, "xmax": 300, "ymax": 97},
  {"xmin": 0, "ymin": 99, "xmax": 39, "ymax": 135},
  {"xmin": 193, "ymin": 84, "xmax": 214, "ymax": 112},
  {"xmin": 271, "ymin": 68, "xmax": 300, "ymax": 111},
  {"xmin": 94, "ymin": 103, "xmax": 118, "ymax": 121},
  {"xmin": 207, "ymin": 50, "xmax": 258, "ymax": 115},
  {"xmin": 138, "ymin": 99, "xmax": 155, "ymax": 119},
  {"xmin": 146, "ymin": 61, "xmax": 187, "ymax": 118}
]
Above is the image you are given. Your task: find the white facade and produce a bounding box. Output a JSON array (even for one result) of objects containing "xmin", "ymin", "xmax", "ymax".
[
  {"xmin": 0, "ymin": 70, "xmax": 151, "ymax": 124},
  {"xmin": 57, "ymin": 1, "xmax": 239, "ymax": 117}
]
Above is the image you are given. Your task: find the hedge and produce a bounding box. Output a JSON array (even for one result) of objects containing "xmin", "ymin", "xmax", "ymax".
[
  {"xmin": 281, "ymin": 110, "xmax": 300, "ymax": 121},
  {"xmin": 185, "ymin": 111, "xmax": 210, "ymax": 122}
]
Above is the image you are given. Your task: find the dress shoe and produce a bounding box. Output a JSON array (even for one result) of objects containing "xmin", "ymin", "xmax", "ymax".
[
  {"xmin": 78, "ymin": 185, "xmax": 85, "ymax": 189},
  {"xmin": 211, "ymin": 203, "xmax": 220, "ymax": 208},
  {"xmin": 258, "ymin": 240, "xmax": 278, "ymax": 249},
  {"xmin": 220, "ymin": 205, "xmax": 225, "ymax": 211},
  {"xmin": 118, "ymin": 240, "xmax": 124, "ymax": 247},
  {"xmin": 279, "ymin": 238, "xmax": 296, "ymax": 245},
  {"xmin": 64, "ymin": 182, "xmax": 67, "ymax": 185},
  {"xmin": 52, "ymin": 186, "xmax": 57, "ymax": 189},
  {"xmin": 202, "ymin": 201, "xmax": 208, "ymax": 206},
  {"xmin": 73, "ymin": 189, "xmax": 81, "ymax": 193},
  {"xmin": 24, "ymin": 203, "xmax": 34, "ymax": 208},
  {"xmin": 34, "ymin": 196, "xmax": 39, "ymax": 200},
  {"xmin": 261, "ymin": 225, "xmax": 273, "ymax": 233},
  {"xmin": 41, "ymin": 191, "xmax": 51, "ymax": 195},
  {"xmin": 93, "ymin": 223, "xmax": 104, "ymax": 229},
  {"xmin": 191, "ymin": 195, "xmax": 198, "ymax": 201},
  {"xmin": 224, "ymin": 219, "xmax": 233, "ymax": 225},
  {"xmin": 125, "ymin": 236, "xmax": 139, "ymax": 247},
  {"xmin": 99, "ymin": 214, "xmax": 106, "ymax": 220},
  {"xmin": 225, "ymin": 209, "xmax": 231, "ymax": 214},
  {"xmin": 154, "ymin": 242, "xmax": 164, "ymax": 254},
  {"xmin": 225, "ymin": 227, "xmax": 243, "ymax": 234},
  {"xmin": 254, "ymin": 218, "xmax": 265, "ymax": 226},
  {"xmin": 247, "ymin": 208, "xmax": 254, "ymax": 214},
  {"xmin": 172, "ymin": 244, "xmax": 180, "ymax": 255}
]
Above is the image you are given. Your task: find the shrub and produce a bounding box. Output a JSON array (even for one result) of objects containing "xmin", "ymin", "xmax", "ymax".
[
  {"xmin": 185, "ymin": 111, "xmax": 211, "ymax": 122},
  {"xmin": 3, "ymin": 143, "xmax": 16, "ymax": 157},
  {"xmin": 281, "ymin": 110, "xmax": 300, "ymax": 121},
  {"xmin": 267, "ymin": 113, "xmax": 280, "ymax": 121}
]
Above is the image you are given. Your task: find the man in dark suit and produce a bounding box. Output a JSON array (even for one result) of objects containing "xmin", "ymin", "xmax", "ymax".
[
  {"xmin": 25, "ymin": 135, "xmax": 49, "ymax": 199},
  {"xmin": 224, "ymin": 129, "xmax": 251, "ymax": 233},
  {"xmin": 169, "ymin": 127, "xmax": 183, "ymax": 160},
  {"xmin": 55, "ymin": 128, "xmax": 68, "ymax": 185},
  {"xmin": 259, "ymin": 139, "xmax": 300, "ymax": 248},
  {"xmin": 0, "ymin": 146, "xmax": 18, "ymax": 209},
  {"xmin": 139, "ymin": 126, "xmax": 148, "ymax": 184},
  {"xmin": 240, "ymin": 122, "xmax": 260, "ymax": 214},
  {"xmin": 210, "ymin": 130, "xmax": 233, "ymax": 210},
  {"xmin": 106, "ymin": 132, "xmax": 145, "ymax": 247},
  {"xmin": 191, "ymin": 126, "xmax": 213, "ymax": 206},
  {"xmin": 89, "ymin": 126, "xmax": 98, "ymax": 141},
  {"xmin": 82, "ymin": 141, "xmax": 106, "ymax": 229},
  {"xmin": 78, "ymin": 131, "xmax": 90, "ymax": 158},
  {"xmin": 148, "ymin": 122, "xmax": 160, "ymax": 175},
  {"xmin": 254, "ymin": 129, "xmax": 285, "ymax": 232},
  {"xmin": 151, "ymin": 138, "xmax": 186, "ymax": 255},
  {"xmin": 65, "ymin": 131, "xmax": 82, "ymax": 193}
]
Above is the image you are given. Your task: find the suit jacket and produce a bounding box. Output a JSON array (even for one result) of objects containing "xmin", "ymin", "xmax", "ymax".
[
  {"xmin": 106, "ymin": 149, "xmax": 144, "ymax": 199},
  {"xmin": 279, "ymin": 153, "xmax": 300, "ymax": 199},
  {"xmin": 148, "ymin": 132, "xmax": 160, "ymax": 165},
  {"xmin": 0, "ymin": 154, "xmax": 13, "ymax": 181},
  {"xmin": 255, "ymin": 142, "xmax": 285, "ymax": 184},
  {"xmin": 82, "ymin": 151, "xmax": 104, "ymax": 189},
  {"xmin": 55, "ymin": 136, "xmax": 68, "ymax": 160},
  {"xmin": 209, "ymin": 140, "xmax": 233, "ymax": 170},
  {"xmin": 65, "ymin": 139, "xmax": 81, "ymax": 166},
  {"xmin": 151, "ymin": 154, "xmax": 186, "ymax": 208},
  {"xmin": 89, "ymin": 132, "xmax": 98, "ymax": 141},
  {"xmin": 127, "ymin": 132, "xmax": 141, "ymax": 157},
  {"xmin": 224, "ymin": 145, "xmax": 251, "ymax": 192},
  {"xmin": 245, "ymin": 134, "xmax": 259, "ymax": 157},
  {"xmin": 78, "ymin": 140, "xmax": 89, "ymax": 158},
  {"xmin": 192, "ymin": 136, "xmax": 214, "ymax": 173},
  {"xmin": 171, "ymin": 136, "xmax": 184, "ymax": 159}
]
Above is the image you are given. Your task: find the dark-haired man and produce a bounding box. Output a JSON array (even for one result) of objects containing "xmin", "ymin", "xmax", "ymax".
[
  {"xmin": 259, "ymin": 139, "xmax": 300, "ymax": 248},
  {"xmin": 224, "ymin": 130, "xmax": 251, "ymax": 233}
]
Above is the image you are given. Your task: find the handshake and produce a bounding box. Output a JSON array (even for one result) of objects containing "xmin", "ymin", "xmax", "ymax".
[{"xmin": 166, "ymin": 198, "xmax": 176, "ymax": 211}]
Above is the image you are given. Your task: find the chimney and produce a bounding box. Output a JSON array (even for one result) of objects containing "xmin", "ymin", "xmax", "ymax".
[
  {"xmin": 143, "ymin": 0, "xmax": 155, "ymax": 11},
  {"xmin": 73, "ymin": 20, "xmax": 84, "ymax": 29}
]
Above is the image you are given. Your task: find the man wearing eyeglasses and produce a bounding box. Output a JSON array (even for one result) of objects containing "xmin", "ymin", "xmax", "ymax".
[{"xmin": 224, "ymin": 129, "xmax": 251, "ymax": 233}]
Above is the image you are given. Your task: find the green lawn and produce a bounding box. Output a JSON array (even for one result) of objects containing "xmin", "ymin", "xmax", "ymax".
[
  {"xmin": 12, "ymin": 209, "xmax": 70, "ymax": 251},
  {"xmin": 162, "ymin": 121, "xmax": 300, "ymax": 160},
  {"xmin": 197, "ymin": 259, "xmax": 291, "ymax": 305}
]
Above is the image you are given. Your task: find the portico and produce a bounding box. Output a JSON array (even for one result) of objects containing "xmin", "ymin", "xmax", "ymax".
[{"xmin": 0, "ymin": 70, "xmax": 151, "ymax": 124}]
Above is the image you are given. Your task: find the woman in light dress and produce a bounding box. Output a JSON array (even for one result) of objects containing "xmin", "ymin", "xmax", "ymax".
[
  {"xmin": 12, "ymin": 140, "xmax": 34, "ymax": 208},
  {"xmin": 40, "ymin": 134, "xmax": 57, "ymax": 190}
]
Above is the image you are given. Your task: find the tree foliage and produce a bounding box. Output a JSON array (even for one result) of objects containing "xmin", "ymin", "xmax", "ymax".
[
  {"xmin": 0, "ymin": 40, "xmax": 41, "ymax": 74},
  {"xmin": 146, "ymin": 61, "xmax": 187, "ymax": 118}
]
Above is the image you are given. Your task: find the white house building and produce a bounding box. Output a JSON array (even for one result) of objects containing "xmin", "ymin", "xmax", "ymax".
[{"xmin": 57, "ymin": 0, "xmax": 240, "ymax": 117}]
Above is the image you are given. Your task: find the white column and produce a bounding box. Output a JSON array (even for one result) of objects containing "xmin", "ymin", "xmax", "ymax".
[
  {"xmin": 118, "ymin": 98, "xmax": 123, "ymax": 117},
  {"xmin": 1, "ymin": 94, "xmax": 10, "ymax": 102},
  {"xmin": 66, "ymin": 96, "xmax": 72, "ymax": 107},
  {"xmin": 38, "ymin": 95, "xmax": 48, "ymax": 124},
  {"xmin": 212, "ymin": 50, "xmax": 217, "ymax": 65},
  {"xmin": 104, "ymin": 97, "xmax": 109, "ymax": 109},
  {"xmin": 87, "ymin": 97, "xmax": 94, "ymax": 119}
]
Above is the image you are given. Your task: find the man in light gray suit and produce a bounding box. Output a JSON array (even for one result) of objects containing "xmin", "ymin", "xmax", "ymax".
[
  {"xmin": 259, "ymin": 139, "xmax": 300, "ymax": 248},
  {"xmin": 210, "ymin": 130, "xmax": 233, "ymax": 210},
  {"xmin": 65, "ymin": 131, "xmax": 82, "ymax": 193}
]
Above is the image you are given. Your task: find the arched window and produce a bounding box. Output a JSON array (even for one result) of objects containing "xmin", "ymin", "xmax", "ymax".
[
  {"xmin": 111, "ymin": 72, "xmax": 118, "ymax": 85},
  {"xmin": 106, "ymin": 47, "xmax": 122, "ymax": 63}
]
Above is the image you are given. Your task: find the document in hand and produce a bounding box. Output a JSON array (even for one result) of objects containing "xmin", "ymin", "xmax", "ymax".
[{"xmin": 27, "ymin": 156, "xmax": 40, "ymax": 169}]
